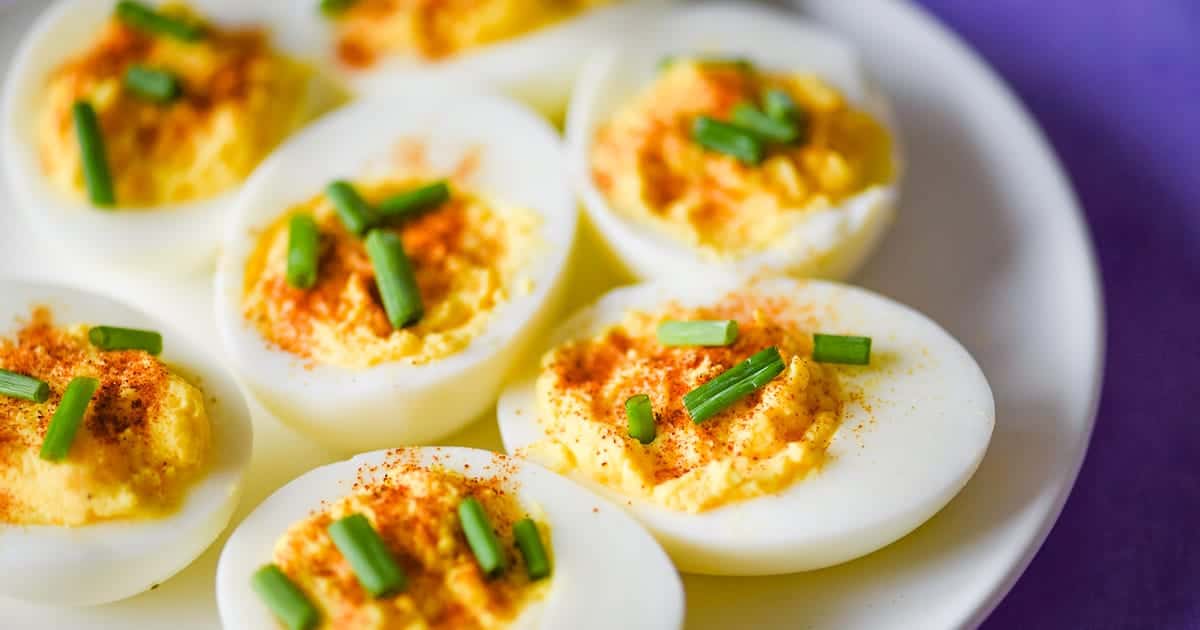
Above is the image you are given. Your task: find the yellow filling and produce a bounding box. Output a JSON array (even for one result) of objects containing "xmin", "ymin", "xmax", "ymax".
[
  {"xmin": 38, "ymin": 3, "xmax": 319, "ymax": 207},
  {"xmin": 529, "ymin": 293, "xmax": 845, "ymax": 513},
  {"xmin": 273, "ymin": 452, "xmax": 550, "ymax": 629},
  {"xmin": 0, "ymin": 309, "xmax": 210, "ymax": 526},
  {"xmin": 332, "ymin": 0, "xmax": 616, "ymax": 66},
  {"xmin": 242, "ymin": 163, "xmax": 538, "ymax": 369},
  {"xmin": 591, "ymin": 59, "xmax": 894, "ymax": 257}
]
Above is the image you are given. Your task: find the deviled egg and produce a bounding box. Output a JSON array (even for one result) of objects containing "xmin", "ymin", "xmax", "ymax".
[
  {"xmin": 217, "ymin": 446, "xmax": 684, "ymax": 629},
  {"xmin": 0, "ymin": 280, "xmax": 252, "ymax": 605},
  {"xmin": 290, "ymin": 0, "xmax": 673, "ymax": 117},
  {"xmin": 215, "ymin": 92, "xmax": 575, "ymax": 452},
  {"xmin": 1, "ymin": 0, "xmax": 340, "ymax": 273},
  {"xmin": 566, "ymin": 3, "xmax": 901, "ymax": 281},
  {"xmin": 498, "ymin": 276, "xmax": 994, "ymax": 575}
]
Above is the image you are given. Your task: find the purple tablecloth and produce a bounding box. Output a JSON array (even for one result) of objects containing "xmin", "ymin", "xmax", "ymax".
[{"xmin": 910, "ymin": 1, "xmax": 1200, "ymax": 628}]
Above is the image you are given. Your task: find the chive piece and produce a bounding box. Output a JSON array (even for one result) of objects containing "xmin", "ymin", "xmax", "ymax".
[
  {"xmin": 73, "ymin": 101, "xmax": 115, "ymax": 207},
  {"xmin": 287, "ymin": 214, "xmax": 321, "ymax": 290},
  {"xmin": 659, "ymin": 56, "xmax": 755, "ymax": 73},
  {"xmin": 625, "ymin": 394, "xmax": 656, "ymax": 445},
  {"xmin": 683, "ymin": 347, "xmax": 785, "ymax": 424},
  {"xmin": 364, "ymin": 229, "xmax": 423, "ymax": 329},
  {"xmin": 691, "ymin": 116, "xmax": 764, "ymax": 165},
  {"xmin": 88, "ymin": 326, "xmax": 163, "ymax": 354},
  {"xmin": 763, "ymin": 89, "xmax": 808, "ymax": 142},
  {"xmin": 251, "ymin": 564, "xmax": 319, "ymax": 630},
  {"xmin": 319, "ymin": 0, "xmax": 358, "ymax": 16},
  {"xmin": 812, "ymin": 333, "xmax": 872, "ymax": 365},
  {"xmin": 326, "ymin": 180, "xmax": 377, "ymax": 236},
  {"xmin": 656, "ymin": 320, "xmax": 738, "ymax": 347},
  {"xmin": 115, "ymin": 1, "xmax": 204, "ymax": 41},
  {"xmin": 39, "ymin": 376, "xmax": 100, "ymax": 461},
  {"xmin": 458, "ymin": 497, "xmax": 505, "ymax": 578},
  {"xmin": 124, "ymin": 65, "xmax": 181, "ymax": 103},
  {"xmin": 0, "ymin": 369, "xmax": 50, "ymax": 403},
  {"xmin": 377, "ymin": 180, "xmax": 451, "ymax": 219},
  {"xmin": 731, "ymin": 103, "xmax": 798, "ymax": 143},
  {"xmin": 327, "ymin": 513, "xmax": 407, "ymax": 597},
  {"xmin": 513, "ymin": 518, "xmax": 551, "ymax": 581}
]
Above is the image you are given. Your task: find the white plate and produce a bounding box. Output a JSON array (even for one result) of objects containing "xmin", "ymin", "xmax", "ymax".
[{"xmin": 0, "ymin": 0, "xmax": 1102, "ymax": 628}]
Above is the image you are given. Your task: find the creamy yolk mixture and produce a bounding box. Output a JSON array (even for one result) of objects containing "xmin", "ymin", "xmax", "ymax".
[
  {"xmin": 272, "ymin": 450, "xmax": 549, "ymax": 629},
  {"xmin": 38, "ymin": 3, "xmax": 316, "ymax": 206},
  {"xmin": 530, "ymin": 292, "xmax": 847, "ymax": 512},
  {"xmin": 0, "ymin": 308, "xmax": 210, "ymax": 526},
  {"xmin": 590, "ymin": 59, "xmax": 894, "ymax": 257},
  {"xmin": 332, "ymin": 0, "xmax": 615, "ymax": 66},
  {"xmin": 241, "ymin": 172, "xmax": 538, "ymax": 370}
]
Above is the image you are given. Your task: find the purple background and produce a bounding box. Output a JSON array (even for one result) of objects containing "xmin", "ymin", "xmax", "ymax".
[{"xmin": 909, "ymin": 1, "xmax": 1200, "ymax": 628}]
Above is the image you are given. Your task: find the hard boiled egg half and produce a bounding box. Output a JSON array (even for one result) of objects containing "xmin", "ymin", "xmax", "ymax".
[
  {"xmin": 1, "ymin": 0, "xmax": 339, "ymax": 274},
  {"xmin": 217, "ymin": 446, "xmax": 684, "ymax": 629},
  {"xmin": 215, "ymin": 92, "xmax": 576, "ymax": 453},
  {"xmin": 498, "ymin": 276, "xmax": 994, "ymax": 575},
  {"xmin": 286, "ymin": 0, "xmax": 673, "ymax": 118},
  {"xmin": 566, "ymin": 2, "xmax": 901, "ymax": 282},
  {"xmin": 0, "ymin": 280, "xmax": 252, "ymax": 604}
]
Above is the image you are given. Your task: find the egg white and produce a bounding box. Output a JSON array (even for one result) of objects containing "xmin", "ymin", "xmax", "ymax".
[
  {"xmin": 565, "ymin": 2, "xmax": 902, "ymax": 282},
  {"xmin": 217, "ymin": 446, "xmax": 684, "ymax": 630},
  {"xmin": 0, "ymin": 0, "xmax": 335, "ymax": 276},
  {"xmin": 0, "ymin": 280, "xmax": 253, "ymax": 605},
  {"xmin": 214, "ymin": 92, "xmax": 576, "ymax": 453},
  {"xmin": 285, "ymin": 0, "xmax": 675, "ymax": 117},
  {"xmin": 497, "ymin": 276, "xmax": 994, "ymax": 575}
]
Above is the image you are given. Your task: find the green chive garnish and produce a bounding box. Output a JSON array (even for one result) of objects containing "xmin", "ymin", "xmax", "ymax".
[
  {"xmin": 812, "ymin": 333, "xmax": 871, "ymax": 365},
  {"xmin": 39, "ymin": 376, "xmax": 100, "ymax": 461},
  {"xmin": 364, "ymin": 229, "xmax": 423, "ymax": 329},
  {"xmin": 624, "ymin": 394, "xmax": 656, "ymax": 445},
  {"xmin": 72, "ymin": 101, "xmax": 114, "ymax": 207},
  {"xmin": 691, "ymin": 116, "xmax": 764, "ymax": 165},
  {"xmin": 683, "ymin": 347, "xmax": 786, "ymax": 424},
  {"xmin": 377, "ymin": 180, "xmax": 450, "ymax": 219},
  {"xmin": 327, "ymin": 513, "xmax": 407, "ymax": 598},
  {"xmin": 732, "ymin": 103, "xmax": 799, "ymax": 143},
  {"xmin": 319, "ymin": 0, "xmax": 358, "ymax": 16},
  {"xmin": 458, "ymin": 497, "xmax": 505, "ymax": 578},
  {"xmin": 326, "ymin": 180, "xmax": 376, "ymax": 236},
  {"xmin": 656, "ymin": 320, "xmax": 738, "ymax": 347},
  {"xmin": 513, "ymin": 518, "xmax": 551, "ymax": 581},
  {"xmin": 287, "ymin": 214, "xmax": 321, "ymax": 290},
  {"xmin": 0, "ymin": 369, "xmax": 50, "ymax": 403},
  {"xmin": 115, "ymin": 1, "xmax": 204, "ymax": 41},
  {"xmin": 88, "ymin": 326, "xmax": 162, "ymax": 354},
  {"xmin": 251, "ymin": 564, "xmax": 319, "ymax": 630},
  {"xmin": 124, "ymin": 65, "xmax": 181, "ymax": 103},
  {"xmin": 763, "ymin": 89, "xmax": 808, "ymax": 142}
]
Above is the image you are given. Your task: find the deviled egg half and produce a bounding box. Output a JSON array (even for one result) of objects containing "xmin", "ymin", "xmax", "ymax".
[
  {"xmin": 1, "ymin": 0, "xmax": 340, "ymax": 274},
  {"xmin": 217, "ymin": 446, "xmax": 684, "ymax": 630},
  {"xmin": 289, "ymin": 0, "xmax": 673, "ymax": 117},
  {"xmin": 0, "ymin": 280, "xmax": 252, "ymax": 605},
  {"xmin": 566, "ymin": 2, "xmax": 901, "ymax": 281},
  {"xmin": 498, "ymin": 276, "xmax": 994, "ymax": 575},
  {"xmin": 215, "ymin": 92, "xmax": 575, "ymax": 452}
]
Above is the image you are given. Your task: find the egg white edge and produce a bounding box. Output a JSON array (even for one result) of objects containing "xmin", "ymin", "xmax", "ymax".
[
  {"xmin": 497, "ymin": 275, "xmax": 995, "ymax": 575},
  {"xmin": 564, "ymin": 2, "xmax": 905, "ymax": 282},
  {"xmin": 215, "ymin": 446, "xmax": 685, "ymax": 630},
  {"xmin": 0, "ymin": 278, "xmax": 253, "ymax": 605}
]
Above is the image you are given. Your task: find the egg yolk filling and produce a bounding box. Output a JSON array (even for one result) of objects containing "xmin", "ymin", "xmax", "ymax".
[
  {"xmin": 590, "ymin": 59, "xmax": 894, "ymax": 257},
  {"xmin": 242, "ymin": 176, "xmax": 538, "ymax": 370},
  {"xmin": 272, "ymin": 451, "xmax": 550, "ymax": 630},
  {"xmin": 38, "ymin": 3, "xmax": 315, "ymax": 207},
  {"xmin": 331, "ymin": 0, "xmax": 615, "ymax": 66},
  {"xmin": 530, "ymin": 293, "xmax": 845, "ymax": 513},
  {"xmin": 0, "ymin": 308, "xmax": 210, "ymax": 526}
]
